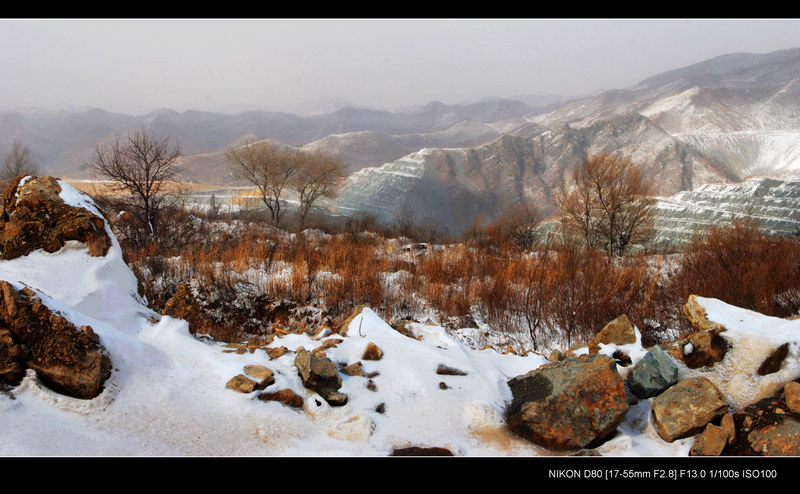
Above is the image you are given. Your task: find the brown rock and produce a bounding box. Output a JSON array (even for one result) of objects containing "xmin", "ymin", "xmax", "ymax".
[
  {"xmin": 265, "ymin": 346, "xmax": 289, "ymax": 359},
  {"xmin": 0, "ymin": 281, "xmax": 111, "ymax": 399},
  {"xmin": 683, "ymin": 295, "xmax": 726, "ymax": 332},
  {"xmin": 390, "ymin": 446, "xmax": 454, "ymax": 456},
  {"xmin": 720, "ymin": 413, "xmax": 736, "ymax": 445},
  {"xmin": 690, "ymin": 423, "xmax": 729, "ymax": 456},
  {"xmin": 785, "ymin": 381, "xmax": 800, "ymax": 414},
  {"xmin": 757, "ymin": 343, "xmax": 790, "ymax": 376},
  {"xmin": 294, "ymin": 349, "xmax": 347, "ymax": 406},
  {"xmin": 0, "ymin": 329, "xmax": 29, "ymax": 385},
  {"xmin": 362, "ymin": 342, "xmax": 384, "ymax": 360},
  {"xmin": 244, "ymin": 365, "xmax": 274, "ymax": 389},
  {"xmin": 652, "ymin": 377, "xmax": 729, "ymax": 442},
  {"xmin": 226, "ymin": 374, "xmax": 259, "ymax": 393},
  {"xmin": 746, "ymin": 419, "xmax": 800, "ymax": 455},
  {"xmin": 0, "ymin": 176, "xmax": 111, "ymax": 259},
  {"xmin": 662, "ymin": 327, "xmax": 728, "ymax": 369},
  {"xmin": 313, "ymin": 338, "xmax": 343, "ymax": 357},
  {"xmin": 436, "ymin": 364, "xmax": 468, "ymax": 376},
  {"xmin": 258, "ymin": 388, "xmax": 304, "ymax": 408},
  {"xmin": 162, "ymin": 284, "xmax": 209, "ymax": 335},
  {"xmin": 588, "ymin": 315, "xmax": 637, "ymax": 354},
  {"xmin": 341, "ymin": 361, "xmax": 365, "ymax": 377}
]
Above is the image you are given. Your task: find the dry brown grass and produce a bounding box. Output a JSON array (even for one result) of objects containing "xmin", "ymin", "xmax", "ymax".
[{"xmin": 117, "ymin": 202, "xmax": 800, "ymax": 351}]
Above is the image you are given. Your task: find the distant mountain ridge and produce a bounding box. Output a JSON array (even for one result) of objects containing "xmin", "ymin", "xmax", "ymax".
[{"xmin": 2, "ymin": 47, "xmax": 799, "ymax": 239}]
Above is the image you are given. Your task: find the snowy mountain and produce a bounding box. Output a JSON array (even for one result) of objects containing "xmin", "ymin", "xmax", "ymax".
[{"xmin": 328, "ymin": 49, "xmax": 800, "ymax": 235}]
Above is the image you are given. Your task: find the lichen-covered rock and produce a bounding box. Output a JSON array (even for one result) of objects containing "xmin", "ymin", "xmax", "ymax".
[
  {"xmin": 0, "ymin": 281, "xmax": 111, "ymax": 399},
  {"xmin": 745, "ymin": 419, "xmax": 800, "ymax": 456},
  {"xmin": 651, "ymin": 377, "xmax": 729, "ymax": 442},
  {"xmin": 0, "ymin": 176, "xmax": 111, "ymax": 259},
  {"xmin": 627, "ymin": 345, "xmax": 679, "ymax": 398},
  {"xmin": 507, "ymin": 354, "xmax": 629, "ymax": 451}
]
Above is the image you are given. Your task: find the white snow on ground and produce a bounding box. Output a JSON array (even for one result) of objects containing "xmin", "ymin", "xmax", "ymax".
[{"xmin": 1, "ymin": 181, "xmax": 799, "ymax": 457}]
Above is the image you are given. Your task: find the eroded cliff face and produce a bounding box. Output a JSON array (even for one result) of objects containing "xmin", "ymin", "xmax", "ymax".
[{"xmin": 331, "ymin": 113, "xmax": 737, "ymax": 235}]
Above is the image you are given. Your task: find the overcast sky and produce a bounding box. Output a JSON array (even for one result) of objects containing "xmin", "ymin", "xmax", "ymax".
[{"xmin": 1, "ymin": 18, "xmax": 799, "ymax": 115}]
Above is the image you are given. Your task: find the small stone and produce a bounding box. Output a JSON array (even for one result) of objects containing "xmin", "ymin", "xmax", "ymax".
[
  {"xmin": 258, "ymin": 388, "xmax": 304, "ymax": 408},
  {"xmin": 720, "ymin": 413, "xmax": 736, "ymax": 445},
  {"xmin": 244, "ymin": 365, "xmax": 274, "ymax": 389},
  {"xmin": 436, "ymin": 364, "xmax": 467, "ymax": 376},
  {"xmin": 341, "ymin": 361, "xmax": 365, "ymax": 377},
  {"xmin": 784, "ymin": 381, "xmax": 800, "ymax": 414},
  {"xmin": 265, "ymin": 346, "xmax": 289, "ymax": 359},
  {"xmin": 690, "ymin": 423, "xmax": 729, "ymax": 456},
  {"xmin": 226, "ymin": 374, "xmax": 259, "ymax": 393},
  {"xmin": 362, "ymin": 342, "xmax": 384, "ymax": 360}
]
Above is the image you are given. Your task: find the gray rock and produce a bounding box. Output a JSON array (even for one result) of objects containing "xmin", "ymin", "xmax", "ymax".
[{"xmin": 627, "ymin": 345, "xmax": 679, "ymax": 398}]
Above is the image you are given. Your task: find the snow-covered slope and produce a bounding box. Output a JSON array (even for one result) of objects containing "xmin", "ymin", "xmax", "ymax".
[
  {"xmin": 2, "ymin": 181, "xmax": 799, "ymax": 457},
  {"xmin": 653, "ymin": 176, "xmax": 800, "ymax": 250}
]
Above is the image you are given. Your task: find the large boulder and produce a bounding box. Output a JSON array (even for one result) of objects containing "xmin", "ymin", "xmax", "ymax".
[
  {"xmin": 507, "ymin": 354, "xmax": 629, "ymax": 451},
  {"xmin": 651, "ymin": 376, "xmax": 729, "ymax": 442},
  {"xmin": 0, "ymin": 176, "xmax": 111, "ymax": 260},
  {"xmin": 0, "ymin": 281, "xmax": 111, "ymax": 399}
]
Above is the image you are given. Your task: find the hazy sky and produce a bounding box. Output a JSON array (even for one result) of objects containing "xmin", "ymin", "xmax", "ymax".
[{"xmin": 1, "ymin": 18, "xmax": 799, "ymax": 115}]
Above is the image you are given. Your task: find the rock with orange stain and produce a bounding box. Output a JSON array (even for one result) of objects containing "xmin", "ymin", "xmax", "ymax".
[{"xmin": 506, "ymin": 354, "xmax": 629, "ymax": 451}]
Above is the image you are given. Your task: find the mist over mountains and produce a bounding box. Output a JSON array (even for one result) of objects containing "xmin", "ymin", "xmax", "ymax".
[{"xmin": 2, "ymin": 47, "xmax": 800, "ymax": 237}]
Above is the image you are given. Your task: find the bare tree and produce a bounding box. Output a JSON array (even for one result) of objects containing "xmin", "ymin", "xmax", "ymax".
[
  {"xmin": 224, "ymin": 139, "xmax": 298, "ymax": 228},
  {"xmin": 292, "ymin": 149, "xmax": 348, "ymax": 229},
  {"xmin": 553, "ymin": 154, "xmax": 656, "ymax": 258},
  {"xmin": 88, "ymin": 129, "xmax": 182, "ymax": 245},
  {"xmin": 2, "ymin": 139, "xmax": 38, "ymax": 183}
]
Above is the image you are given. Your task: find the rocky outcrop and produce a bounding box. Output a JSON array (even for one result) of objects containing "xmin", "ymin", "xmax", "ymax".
[
  {"xmin": 507, "ymin": 354, "xmax": 629, "ymax": 451},
  {"xmin": 651, "ymin": 376, "xmax": 729, "ymax": 442},
  {"xmin": 0, "ymin": 281, "xmax": 111, "ymax": 399},
  {"xmin": 0, "ymin": 176, "xmax": 111, "ymax": 259}
]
